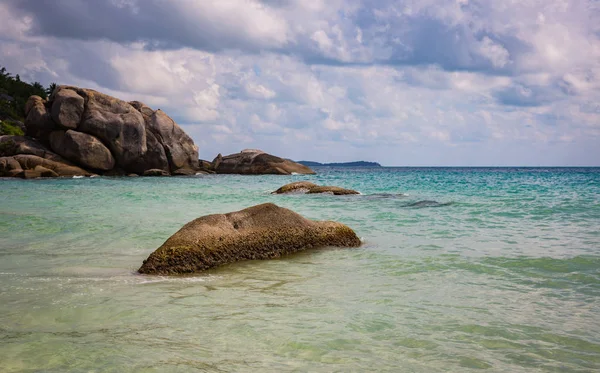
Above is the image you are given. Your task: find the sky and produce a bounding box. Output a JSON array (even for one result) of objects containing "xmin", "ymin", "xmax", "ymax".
[{"xmin": 1, "ymin": 0, "xmax": 599, "ymax": 166}]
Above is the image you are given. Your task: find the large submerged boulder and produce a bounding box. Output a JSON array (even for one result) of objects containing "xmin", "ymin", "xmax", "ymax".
[
  {"xmin": 273, "ymin": 181, "xmax": 360, "ymax": 195},
  {"xmin": 17, "ymin": 86, "xmax": 200, "ymax": 177},
  {"xmin": 138, "ymin": 203, "xmax": 361, "ymax": 275},
  {"xmin": 212, "ymin": 149, "xmax": 315, "ymax": 175}
]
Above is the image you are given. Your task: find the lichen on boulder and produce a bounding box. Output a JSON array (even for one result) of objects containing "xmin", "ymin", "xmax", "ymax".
[{"xmin": 138, "ymin": 203, "xmax": 361, "ymax": 275}]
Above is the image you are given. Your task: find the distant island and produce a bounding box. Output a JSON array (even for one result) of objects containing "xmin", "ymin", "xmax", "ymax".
[{"xmin": 297, "ymin": 161, "xmax": 382, "ymax": 167}]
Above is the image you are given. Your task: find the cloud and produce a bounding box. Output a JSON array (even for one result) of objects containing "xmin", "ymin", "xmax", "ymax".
[
  {"xmin": 6, "ymin": 0, "xmax": 290, "ymax": 51},
  {"xmin": 0, "ymin": 0, "xmax": 599, "ymax": 165}
]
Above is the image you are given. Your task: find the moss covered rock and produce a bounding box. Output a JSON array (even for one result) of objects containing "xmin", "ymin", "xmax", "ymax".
[{"xmin": 138, "ymin": 203, "xmax": 361, "ymax": 275}]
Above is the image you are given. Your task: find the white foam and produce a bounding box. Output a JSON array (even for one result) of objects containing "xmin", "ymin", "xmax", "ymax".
[
  {"xmin": 72, "ymin": 175, "xmax": 84, "ymax": 179},
  {"xmin": 134, "ymin": 275, "xmax": 220, "ymax": 284}
]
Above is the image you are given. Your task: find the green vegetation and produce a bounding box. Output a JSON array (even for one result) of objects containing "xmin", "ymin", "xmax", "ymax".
[
  {"xmin": 0, "ymin": 66, "xmax": 57, "ymax": 135},
  {"xmin": 0, "ymin": 120, "xmax": 25, "ymax": 136},
  {"xmin": 46, "ymin": 82, "xmax": 57, "ymax": 97}
]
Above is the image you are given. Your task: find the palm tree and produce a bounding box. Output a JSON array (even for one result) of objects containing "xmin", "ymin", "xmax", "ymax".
[
  {"xmin": 32, "ymin": 82, "xmax": 44, "ymax": 91},
  {"xmin": 46, "ymin": 82, "xmax": 57, "ymax": 96},
  {"xmin": 32, "ymin": 82, "xmax": 46, "ymax": 99}
]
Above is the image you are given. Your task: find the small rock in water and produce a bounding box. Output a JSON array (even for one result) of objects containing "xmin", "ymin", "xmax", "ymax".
[
  {"xmin": 404, "ymin": 200, "xmax": 453, "ymax": 208},
  {"xmin": 143, "ymin": 169, "xmax": 169, "ymax": 176},
  {"xmin": 272, "ymin": 181, "xmax": 359, "ymax": 195},
  {"xmin": 212, "ymin": 150, "xmax": 315, "ymax": 175},
  {"xmin": 272, "ymin": 181, "xmax": 318, "ymax": 194}
]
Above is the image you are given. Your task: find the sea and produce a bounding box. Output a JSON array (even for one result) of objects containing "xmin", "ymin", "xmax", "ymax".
[{"xmin": 1, "ymin": 167, "xmax": 599, "ymax": 372}]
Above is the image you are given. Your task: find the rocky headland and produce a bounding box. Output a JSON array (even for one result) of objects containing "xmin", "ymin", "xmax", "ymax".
[
  {"xmin": 0, "ymin": 86, "xmax": 314, "ymax": 178},
  {"xmin": 1, "ymin": 86, "xmax": 199, "ymax": 178}
]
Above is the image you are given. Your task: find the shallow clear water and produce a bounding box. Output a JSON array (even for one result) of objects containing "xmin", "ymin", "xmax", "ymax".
[{"xmin": 1, "ymin": 167, "xmax": 599, "ymax": 372}]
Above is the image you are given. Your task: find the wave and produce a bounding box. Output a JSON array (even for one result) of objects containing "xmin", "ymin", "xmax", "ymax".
[{"xmin": 72, "ymin": 175, "xmax": 85, "ymax": 179}]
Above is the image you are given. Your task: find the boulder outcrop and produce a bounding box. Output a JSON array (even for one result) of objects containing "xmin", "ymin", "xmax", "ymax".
[
  {"xmin": 51, "ymin": 88, "xmax": 84, "ymax": 130},
  {"xmin": 143, "ymin": 168, "xmax": 169, "ymax": 177},
  {"xmin": 272, "ymin": 181, "xmax": 360, "ymax": 195},
  {"xmin": 49, "ymin": 130, "xmax": 115, "ymax": 171},
  {"xmin": 16, "ymin": 85, "xmax": 200, "ymax": 177},
  {"xmin": 0, "ymin": 135, "xmax": 93, "ymax": 178},
  {"xmin": 23, "ymin": 165, "xmax": 59, "ymax": 179},
  {"xmin": 138, "ymin": 203, "xmax": 361, "ymax": 274},
  {"xmin": 0, "ymin": 135, "xmax": 68, "ymax": 163},
  {"xmin": 0, "ymin": 156, "xmax": 23, "ymax": 177},
  {"xmin": 0, "ymin": 154, "xmax": 91, "ymax": 178},
  {"xmin": 272, "ymin": 181, "xmax": 318, "ymax": 194},
  {"xmin": 24, "ymin": 96, "xmax": 55, "ymax": 139},
  {"xmin": 212, "ymin": 149, "xmax": 315, "ymax": 175},
  {"xmin": 306, "ymin": 186, "xmax": 360, "ymax": 195}
]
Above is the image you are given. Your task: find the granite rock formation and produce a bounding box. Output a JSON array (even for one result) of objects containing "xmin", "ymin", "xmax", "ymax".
[
  {"xmin": 272, "ymin": 181, "xmax": 360, "ymax": 195},
  {"xmin": 211, "ymin": 149, "xmax": 315, "ymax": 175},
  {"xmin": 138, "ymin": 203, "xmax": 361, "ymax": 274},
  {"xmin": 12, "ymin": 85, "xmax": 200, "ymax": 177}
]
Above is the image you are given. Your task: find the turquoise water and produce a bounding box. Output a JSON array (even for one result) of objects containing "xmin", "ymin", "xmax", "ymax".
[{"xmin": 1, "ymin": 167, "xmax": 599, "ymax": 372}]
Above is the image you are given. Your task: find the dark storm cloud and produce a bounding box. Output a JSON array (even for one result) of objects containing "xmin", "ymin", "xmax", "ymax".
[
  {"xmin": 4, "ymin": 0, "xmax": 521, "ymax": 75},
  {"xmin": 2, "ymin": 0, "xmax": 599, "ymax": 166},
  {"xmin": 6, "ymin": 0, "xmax": 283, "ymax": 52}
]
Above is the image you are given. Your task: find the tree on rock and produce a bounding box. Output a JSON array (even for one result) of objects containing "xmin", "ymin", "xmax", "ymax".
[{"xmin": 46, "ymin": 83, "xmax": 57, "ymax": 96}]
